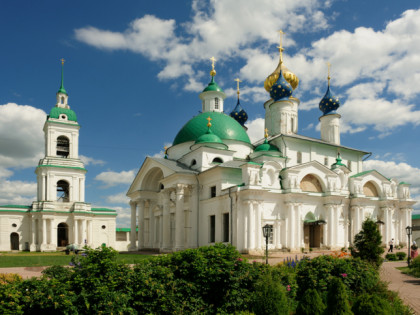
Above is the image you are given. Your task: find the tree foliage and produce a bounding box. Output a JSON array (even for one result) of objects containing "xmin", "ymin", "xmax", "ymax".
[{"xmin": 351, "ymin": 218, "xmax": 384, "ymax": 268}]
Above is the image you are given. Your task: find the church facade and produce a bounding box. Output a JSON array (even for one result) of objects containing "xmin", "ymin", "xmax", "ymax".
[
  {"xmin": 0, "ymin": 62, "xmax": 117, "ymax": 251},
  {"xmin": 127, "ymin": 46, "xmax": 416, "ymax": 254}
]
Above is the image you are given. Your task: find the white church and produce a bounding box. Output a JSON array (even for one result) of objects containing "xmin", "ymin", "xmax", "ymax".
[
  {"xmin": 0, "ymin": 61, "xmax": 117, "ymax": 251},
  {"xmin": 127, "ymin": 44, "xmax": 416, "ymax": 254}
]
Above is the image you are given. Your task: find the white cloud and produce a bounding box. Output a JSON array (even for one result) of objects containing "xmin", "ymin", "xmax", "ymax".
[
  {"xmin": 106, "ymin": 192, "xmax": 129, "ymax": 204},
  {"xmin": 113, "ymin": 206, "xmax": 131, "ymax": 227},
  {"xmin": 245, "ymin": 117, "xmax": 265, "ymax": 143},
  {"xmin": 79, "ymin": 155, "xmax": 106, "ymax": 166},
  {"xmin": 94, "ymin": 169, "xmax": 136, "ymax": 187},
  {"xmin": 0, "ymin": 179, "xmax": 36, "ymax": 206},
  {"xmin": 151, "ymin": 142, "xmax": 172, "ymax": 159},
  {"xmin": 0, "ymin": 103, "xmax": 45, "ymax": 169}
]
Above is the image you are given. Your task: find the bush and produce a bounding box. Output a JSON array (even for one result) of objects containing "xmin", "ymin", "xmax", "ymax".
[
  {"xmin": 352, "ymin": 293, "xmax": 393, "ymax": 315},
  {"xmin": 351, "ymin": 218, "xmax": 384, "ymax": 268},
  {"xmin": 252, "ymin": 270, "xmax": 289, "ymax": 315},
  {"xmin": 385, "ymin": 253, "xmax": 397, "ymax": 261},
  {"xmin": 326, "ymin": 277, "xmax": 352, "ymax": 315},
  {"xmin": 295, "ymin": 288, "xmax": 325, "ymax": 315},
  {"xmin": 396, "ymin": 252, "xmax": 407, "ymax": 261},
  {"xmin": 409, "ymin": 255, "xmax": 420, "ymax": 277}
]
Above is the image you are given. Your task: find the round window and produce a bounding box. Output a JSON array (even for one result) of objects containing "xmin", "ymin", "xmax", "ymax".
[
  {"xmin": 101, "ymin": 225, "xmax": 106, "ymax": 229},
  {"xmin": 12, "ymin": 223, "xmax": 17, "ymax": 228}
]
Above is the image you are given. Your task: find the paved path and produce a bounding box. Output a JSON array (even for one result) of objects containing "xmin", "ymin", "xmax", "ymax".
[{"xmin": 380, "ymin": 261, "xmax": 420, "ymax": 314}]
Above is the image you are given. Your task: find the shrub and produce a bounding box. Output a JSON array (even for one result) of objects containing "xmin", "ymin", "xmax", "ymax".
[
  {"xmin": 41, "ymin": 265, "xmax": 72, "ymax": 281},
  {"xmin": 295, "ymin": 288, "xmax": 325, "ymax": 315},
  {"xmin": 396, "ymin": 252, "xmax": 406, "ymax": 261},
  {"xmin": 252, "ymin": 270, "xmax": 289, "ymax": 315},
  {"xmin": 0, "ymin": 275, "xmax": 23, "ymax": 314},
  {"xmin": 326, "ymin": 277, "xmax": 352, "ymax": 315},
  {"xmin": 385, "ymin": 253, "xmax": 397, "ymax": 261},
  {"xmin": 352, "ymin": 293, "xmax": 393, "ymax": 315},
  {"xmin": 351, "ymin": 218, "xmax": 384, "ymax": 268},
  {"xmin": 409, "ymin": 255, "xmax": 420, "ymax": 277}
]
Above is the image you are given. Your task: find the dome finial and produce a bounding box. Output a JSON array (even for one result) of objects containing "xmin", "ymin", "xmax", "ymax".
[
  {"xmin": 164, "ymin": 146, "xmax": 168, "ymax": 159},
  {"xmin": 206, "ymin": 116, "xmax": 212, "ymax": 128},
  {"xmin": 327, "ymin": 61, "xmax": 331, "ymax": 87},
  {"xmin": 234, "ymin": 78, "xmax": 242, "ymax": 100},
  {"xmin": 277, "ymin": 30, "xmax": 285, "ymax": 65},
  {"xmin": 209, "ymin": 56, "xmax": 217, "ymax": 77},
  {"xmin": 58, "ymin": 58, "xmax": 67, "ymax": 95},
  {"xmin": 264, "ymin": 128, "xmax": 269, "ymax": 139}
]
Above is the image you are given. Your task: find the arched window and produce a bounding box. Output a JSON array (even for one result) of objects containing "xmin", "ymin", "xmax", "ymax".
[
  {"xmin": 56, "ymin": 136, "xmax": 69, "ymax": 158},
  {"xmin": 57, "ymin": 180, "xmax": 70, "ymax": 202},
  {"xmin": 214, "ymin": 98, "xmax": 219, "ymax": 109},
  {"xmin": 191, "ymin": 159, "xmax": 197, "ymax": 166},
  {"xmin": 61, "ymin": 96, "xmax": 65, "ymax": 104},
  {"xmin": 347, "ymin": 160, "xmax": 352, "ymax": 171},
  {"xmin": 300, "ymin": 174, "xmax": 323, "ymax": 193},
  {"xmin": 212, "ymin": 157, "xmax": 223, "ymax": 164},
  {"xmin": 324, "ymin": 157, "xmax": 328, "ymax": 166},
  {"xmin": 297, "ymin": 152, "xmax": 302, "ymax": 164},
  {"xmin": 363, "ymin": 181, "xmax": 379, "ymax": 197}
]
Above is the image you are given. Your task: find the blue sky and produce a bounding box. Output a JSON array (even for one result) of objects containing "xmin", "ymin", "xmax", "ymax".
[{"xmin": 1, "ymin": 0, "xmax": 420, "ymax": 227}]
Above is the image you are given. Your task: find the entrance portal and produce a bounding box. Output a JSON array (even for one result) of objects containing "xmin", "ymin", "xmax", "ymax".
[
  {"xmin": 57, "ymin": 223, "xmax": 69, "ymax": 247},
  {"xmin": 303, "ymin": 212, "xmax": 324, "ymax": 248},
  {"xmin": 10, "ymin": 232, "xmax": 19, "ymax": 250}
]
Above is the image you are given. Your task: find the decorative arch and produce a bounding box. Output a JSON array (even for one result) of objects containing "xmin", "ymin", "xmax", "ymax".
[
  {"xmin": 56, "ymin": 136, "xmax": 70, "ymax": 158},
  {"xmin": 212, "ymin": 157, "xmax": 223, "ymax": 164},
  {"xmin": 57, "ymin": 180, "xmax": 70, "ymax": 202},
  {"xmin": 363, "ymin": 181, "xmax": 379, "ymax": 197},
  {"xmin": 141, "ymin": 167, "xmax": 164, "ymax": 192},
  {"xmin": 300, "ymin": 174, "xmax": 323, "ymax": 193}
]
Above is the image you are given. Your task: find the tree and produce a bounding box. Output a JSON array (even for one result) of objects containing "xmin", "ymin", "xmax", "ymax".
[
  {"xmin": 351, "ymin": 218, "xmax": 384, "ymax": 268},
  {"xmin": 326, "ymin": 277, "xmax": 352, "ymax": 315},
  {"xmin": 295, "ymin": 288, "xmax": 325, "ymax": 315}
]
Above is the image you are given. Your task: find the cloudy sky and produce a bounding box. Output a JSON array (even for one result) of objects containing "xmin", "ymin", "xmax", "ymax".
[{"xmin": 1, "ymin": 0, "xmax": 419, "ymax": 227}]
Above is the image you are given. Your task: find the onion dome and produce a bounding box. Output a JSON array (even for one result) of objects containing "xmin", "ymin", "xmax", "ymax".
[
  {"xmin": 229, "ymin": 78, "xmax": 248, "ymax": 126},
  {"xmin": 173, "ymin": 111, "xmax": 251, "ymax": 145},
  {"xmin": 319, "ymin": 63, "xmax": 340, "ymax": 115},
  {"xmin": 264, "ymin": 31, "xmax": 299, "ymax": 94},
  {"xmin": 255, "ymin": 129, "xmax": 280, "ymax": 152},
  {"xmin": 269, "ymin": 69, "xmax": 293, "ymax": 101},
  {"xmin": 57, "ymin": 58, "xmax": 67, "ymax": 95},
  {"xmin": 49, "ymin": 107, "xmax": 77, "ymax": 122},
  {"xmin": 331, "ymin": 153, "xmax": 346, "ymax": 169}
]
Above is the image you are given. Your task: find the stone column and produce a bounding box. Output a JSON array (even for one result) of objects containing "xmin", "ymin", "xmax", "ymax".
[
  {"xmin": 74, "ymin": 219, "xmax": 79, "ymax": 245},
  {"xmin": 287, "ymin": 203, "xmax": 294, "ymax": 250},
  {"xmin": 326, "ymin": 205, "xmax": 333, "ymax": 248},
  {"xmin": 175, "ymin": 184, "xmax": 185, "ymax": 251},
  {"xmin": 162, "ymin": 190, "xmax": 171, "ymax": 250},
  {"xmin": 137, "ymin": 200, "xmax": 145, "ymax": 250},
  {"xmin": 383, "ymin": 207, "xmax": 389, "ymax": 246},
  {"xmin": 254, "ymin": 202, "xmax": 262, "ymax": 249},
  {"xmin": 42, "ymin": 218, "xmax": 47, "ymax": 248},
  {"xmin": 82, "ymin": 219, "xmax": 87, "ymax": 246},
  {"xmin": 148, "ymin": 201, "xmax": 156, "ymax": 248},
  {"xmin": 296, "ymin": 204, "xmax": 303, "ymax": 249},
  {"xmin": 189, "ymin": 185, "xmax": 199, "ymax": 248},
  {"xmin": 276, "ymin": 219, "xmax": 281, "ymax": 249},
  {"xmin": 248, "ymin": 201, "xmax": 254, "ymax": 250},
  {"xmin": 129, "ymin": 200, "xmax": 137, "ymax": 250}
]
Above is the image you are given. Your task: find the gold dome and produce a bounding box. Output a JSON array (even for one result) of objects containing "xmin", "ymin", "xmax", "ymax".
[{"xmin": 264, "ymin": 60, "xmax": 299, "ymax": 92}]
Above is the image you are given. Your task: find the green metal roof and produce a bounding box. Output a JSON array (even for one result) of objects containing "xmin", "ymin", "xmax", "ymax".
[
  {"xmin": 399, "ymin": 182, "xmax": 411, "ymax": 185},
  {"xmin": 173, "ymin": 112, "xmax": 251, "ymax": 145},
  {"xmin": 195, "ymin": 128, "xmax": 224, "ymax": 145},
  {"xmin": 254, "ymin": 139, "xmax": 280, "ymax": 152},
  {"xmin": 49, "ymin": 107, "xmax": 77, "ymax": 122},
  {"xmin": 116, "ymin": 227, "xmax": 139, "ymax": 232},
  {"xmin": 350, "ymin": 169, "xmax": 389, "ymax": 181},
  {"xmin": 91, "ymin": 208, "xmax": 117, "ymax": 212},
  {"xmin": 203, "ymin": 76, "xmax": 224, "ymax": 93},
  {"xmin": 412, "ymin": 214, "xmax": 420, "ymax": 220}
]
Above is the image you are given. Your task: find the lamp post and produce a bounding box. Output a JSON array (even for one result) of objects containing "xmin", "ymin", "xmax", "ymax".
[
  {"xmin": 262, "ymin": 224, "xmax": 271, "ymax": 265},
  {"xmin": 406, "ymin": 226, "xmax": 412, "ymax": 266}
]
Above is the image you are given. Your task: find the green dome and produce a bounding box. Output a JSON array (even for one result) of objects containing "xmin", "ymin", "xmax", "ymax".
[
  {"xmin": 255, "ymin": 139, "xmax": 280, "ymax": 152},
  {"xmin": 195, "ymin": 128, "xmax": 224, "ymax": 144},
  {"xmin": 203, "ymin": 77, "xmax": 224, "ymax": 93},
  {"xmin": 173, "ymin": 112, "xmax": 251, "ymax": 145},
  {"xmin": 49, "ymin": 107, "xmax": 77, "ymax": 122}
]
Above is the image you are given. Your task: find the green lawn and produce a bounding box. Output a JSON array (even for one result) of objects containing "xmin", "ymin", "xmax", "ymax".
[{"xmin": 0, "ymin": 252, "xmax": 153, "ymax": 268}]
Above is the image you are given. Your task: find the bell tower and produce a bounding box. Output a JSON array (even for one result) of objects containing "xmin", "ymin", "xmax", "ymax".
[{"xmin": 34, "ymin": 59, "xmax": 87, "ymax": 207}]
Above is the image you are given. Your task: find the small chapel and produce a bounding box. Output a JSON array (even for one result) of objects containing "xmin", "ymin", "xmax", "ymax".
[
  {"xmin": 127, "ymin": 38, "xmax": 416, "ymax": 254},
  {"xmin": 0, "ymin": 61, "xmax": 117, "ymax": 251}
]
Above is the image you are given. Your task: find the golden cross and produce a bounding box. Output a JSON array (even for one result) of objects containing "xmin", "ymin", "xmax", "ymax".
[
  {"xmin": 264, "ymin": 128, "xmax": 268, "ymax": 138},
  {"xmin": 234, "ymin": 78, "xmax": 242, "ymax": 96},
  {"xmin": 164, "ymin": 146, "xmax": 167, "ymax": 153},
  {"xmin": 206, "ymin": 116, "xmax": 212, "ymax": 127},
  {"xmin": 60, "ymin": 58, "xmax": 65, "ymax": 65},
  {"xmin": 210, "ymin": 57, "xmax": 216, "ymax": 71},
  {"xmin": 277, "ymin": 30, "xmax": 285, "ymax": 63},
  {"xmin": 327, "ymin": 61, "xmax": 331, "ymax": 86}
]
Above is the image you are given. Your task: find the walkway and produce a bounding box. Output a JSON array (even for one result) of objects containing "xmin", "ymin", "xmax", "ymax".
[{"xmin": 380, "ymin": 261, "xmax": 420, "ymax": 314}]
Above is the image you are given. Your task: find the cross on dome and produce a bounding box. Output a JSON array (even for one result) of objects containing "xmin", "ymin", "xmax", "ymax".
[
  {"xmin": 206, "ymin": 116, "xmax": 212, "ymax": 127},
  {"xmin": 209, "ymin": 56, "xmax": 217, "ymax": 77}
]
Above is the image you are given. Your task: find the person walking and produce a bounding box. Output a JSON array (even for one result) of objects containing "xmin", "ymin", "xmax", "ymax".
[{"xmin": 388, "ymin": 238, "xmax": 394, "ymax": 252}]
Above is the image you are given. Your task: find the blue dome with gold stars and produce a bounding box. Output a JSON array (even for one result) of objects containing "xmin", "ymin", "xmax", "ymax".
[
  {"xmin": 230, "ymin": 99, "xmax": 248, "ymax": 126},
  {"xmin": 319, "ymin": 86, "xmax": 340, "ymax": 115},
  {"xmin": 269, "ymin": 70, "xmax": 293, "ymax": 101}
]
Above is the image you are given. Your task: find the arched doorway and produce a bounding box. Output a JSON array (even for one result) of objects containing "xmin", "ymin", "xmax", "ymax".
[
  {"xmin": 10, "ymin": 233, "xmax": 19, "ymax": 250},
  {"xmin": 57, "ymin": 223, "xmax": 69, "ymax": 247}
]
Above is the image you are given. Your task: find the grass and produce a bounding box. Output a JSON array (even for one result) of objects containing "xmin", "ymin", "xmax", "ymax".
[{"xmin": 0, "ymin": 252, "xmax": 153, "ymax": 268}]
